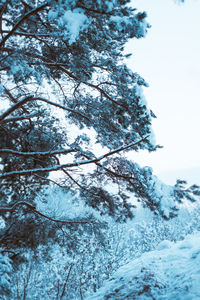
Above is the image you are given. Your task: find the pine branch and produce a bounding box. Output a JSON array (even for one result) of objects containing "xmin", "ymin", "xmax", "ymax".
[{"xmin": 0, "ymin": 137, "xmax": 148, "ymax": 179}]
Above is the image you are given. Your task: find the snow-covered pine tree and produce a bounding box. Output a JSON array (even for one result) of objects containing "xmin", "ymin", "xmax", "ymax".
[{"xmin": 0, "ymin": 0, "xmax": 198, "ymax": 252}]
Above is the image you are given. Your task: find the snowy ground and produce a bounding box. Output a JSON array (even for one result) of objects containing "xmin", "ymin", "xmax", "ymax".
[{"xmin": 87, "ymin": 232, "xmax": 200, "ymax": 299}]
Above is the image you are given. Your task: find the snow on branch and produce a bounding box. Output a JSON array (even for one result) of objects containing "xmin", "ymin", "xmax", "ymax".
[
  {"xmin": 0, "ymin": 96, "xmax": 90, "ymax": 122},
  {"xmin": 0, "ymin": 148, "xmax": 75, "ymax": 158},
  {"xmin": 0, "ymin": 112, "xmax": 40, "ymax": 123},
  {"xmin": 0, "ymin": 136, "xmax": 148, "ymax": 179},
  {"xmin": 1, "ymin": 30, "xmax": 51, "ymax": 38},
  {"xmin": 0, "ymin": 202, "xmax": 92, "ymax": 224},
  {"xmin": 97, "ymin": 136, "xmax": 149, "ymax": 159}
]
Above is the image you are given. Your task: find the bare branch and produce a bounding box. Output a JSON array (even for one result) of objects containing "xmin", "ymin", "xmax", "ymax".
[
  {"xmin": 1, "ymin": 30, "xmax": 50, "ymax": 38},
  {"xmin": 60, "ymin": 263, "xmax": 74, "ymax": 298},
  {"xmin": 0, "ymin": 112, "xmax": 40, "ymax": 124},
  {"xmin": 53, "ymin": 64, "xmax": 125, "ymax": 108},
  {"xmin": 33, "ymin": 174, "xmax": 65, "ymax": 188},
  {"xmin": 97, "ymin": 137, "xmax": 149, "ymax": 159},
  {"xmin": 0, "ymin": 148, "xmax": 75, "ymax": 158},
  {"xmin": 0, "ymin": 137, "xmax": 148, "ymax": 179},
  {"xmin": 0, "ymin": 201, "xmax": 36, "ymax": 213},
  {"xmin": 4, "ymin": 87, "xmax": 29, "ymax": 114},
  {"xmin": 86, "ymin": 82, "xmax": 122, "ymax": 107},
  {"xmin": 0, "ymin": 47, "xmax": 13, "ymax": 53},
  {"xmin": 0, "ymin": 96, "xmax": 90, "ymax": 122},
  {"xmin": 0, "ymin": 202, "xmax": 92, "ymax": 224}
]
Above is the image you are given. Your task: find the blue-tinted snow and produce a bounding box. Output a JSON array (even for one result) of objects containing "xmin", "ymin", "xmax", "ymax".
[{"xmin": 87, "ymin": 232, "xmax": 200, "ymax": 299}]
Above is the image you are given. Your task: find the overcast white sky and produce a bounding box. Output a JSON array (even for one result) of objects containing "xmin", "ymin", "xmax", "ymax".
[{"xmin": 126, "ymin": 0, "xmax": 200, "ymax": 184}]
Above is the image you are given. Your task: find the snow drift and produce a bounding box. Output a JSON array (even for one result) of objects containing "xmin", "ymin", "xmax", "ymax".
[{"xmin": 87, "ymin": 233, "xmax": 200, "ymax": 299}]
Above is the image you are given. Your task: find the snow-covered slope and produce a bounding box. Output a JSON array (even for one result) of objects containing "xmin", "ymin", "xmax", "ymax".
[{"xmin": 87, "ymin": 233, "xmax": 200, "ymax": 300}]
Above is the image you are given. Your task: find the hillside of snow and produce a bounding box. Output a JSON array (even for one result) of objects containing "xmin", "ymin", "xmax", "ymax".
[{"xmin": 87, "ymin": 233, "xmax": 200, "ymax": 299}]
